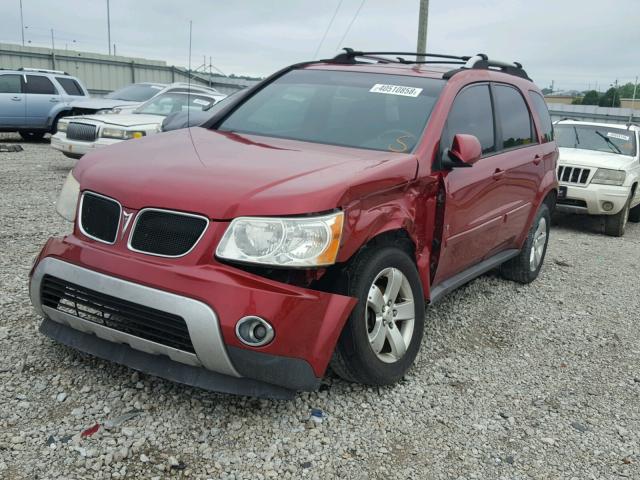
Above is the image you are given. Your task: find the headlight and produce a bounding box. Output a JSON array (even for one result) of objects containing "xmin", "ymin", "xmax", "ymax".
[
  {"xmin": 57, "ymin": 120, "xmax": 69, "ymax": 133},
  {"xmin": 591, "ymin": 168, "xmax": 626, "ymax": 186},
  {"xmin": 56, "ymin": 171, "xmax": 80, "ymax": 222},
  {"xmin": 216, "ymin": 212, "xmax": 344, "ymax": 267},
  {"xmin": 101, "ymin": 128, "xmax": 146, "ymax": 140}
]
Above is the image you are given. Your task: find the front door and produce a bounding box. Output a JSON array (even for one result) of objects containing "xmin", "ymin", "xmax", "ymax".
[
  {"xmin": 433, "ymin": 83, "xmax": 508, "ymax": 285},
  {"xmin": 0, "ymin": 74, "xmax": 25, "ymax": 128}
]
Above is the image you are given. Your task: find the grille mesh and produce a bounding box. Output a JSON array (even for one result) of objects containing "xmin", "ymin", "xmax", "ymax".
[
  {"xmin": 66, "ymin": 123, "xmax": 97, "ymax": 142},
  {"xmin": 41, "ymin": 275, "xmax": 195, "ymax": 353},
  {"xmin": 130, "ymin": 210, "xmax": 208, "ymax": 257},
  {"xmin": 558, "ymin": 165, "xmax": 590, "ymax": 185},
  {"xmin": 80, "ymin": 193, "xmax": 121, "ymax": 243}
]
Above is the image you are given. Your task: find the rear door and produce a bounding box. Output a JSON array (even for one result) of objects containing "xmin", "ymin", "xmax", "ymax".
[
  {"xmin": 488, "ymin": 84, "xmax": 544, "ymax": 250},
  {"xmin": 24, "ymin": 74, "xmax": 61, "ymax": 128},
  {"xmin": 433, "ymin": 83, "xmax": 508, "ymax": 284},
  {"xmin": 0, "ymin": 74, "xmax": 25, "ymax": 128}
]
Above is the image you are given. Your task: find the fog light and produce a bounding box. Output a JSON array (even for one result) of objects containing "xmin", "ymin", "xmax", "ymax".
[
  {"xmin": 235, "ymin": 316, "xmax": 274, "ymax": 347},
  {"xmin": 602, "ymin": 201, "xmax": 614, "ymax": 211}
]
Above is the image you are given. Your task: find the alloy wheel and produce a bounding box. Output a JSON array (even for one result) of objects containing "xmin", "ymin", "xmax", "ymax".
[
  {"xmin": 365, "ymin": 267, "xmax": 415, "ymax": 363},
  {"xmin": 529, "ymin": 217, "xmax": 547, "ymax": 271}
]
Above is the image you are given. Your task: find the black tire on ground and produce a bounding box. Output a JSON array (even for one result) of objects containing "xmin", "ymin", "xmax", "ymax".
[
  {"xmin": 62, "ymin": 152, "xmax": 82, "ymax": 160},
  {"xmin": 500, "ymin": 203, "xmax": 551, "ymax": 284},
  {"xmin": 18, "ymin": 130, "xmax": 45, "ymax": 141},
  {"xmin": 628, "ymin": 201, "xmax": 640, "ymax": 223},
  {"xmin": 330, "ymin": 245, "xmax": 425, "ymax": 386},
  {"xmin": 50, "ymin": 113, "xmax": 66, "ymax": 134},
  {"xmin": 604, "ymin": 194, "xmax": 631, "ymax": 237}
]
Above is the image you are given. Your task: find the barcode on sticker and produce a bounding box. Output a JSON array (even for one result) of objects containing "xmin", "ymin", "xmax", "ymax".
[
  {"xmin": 370, "ymin": 84, "xmax": 423, "ymax": 97},
  {"xmin": 607, "ymin": 132, "xmax": 630, "ymax": 141}
]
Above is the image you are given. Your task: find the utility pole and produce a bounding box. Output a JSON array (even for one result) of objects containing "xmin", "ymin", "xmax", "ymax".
[
  {"xmin": 416, "ymin": 0, "xmax": 429, "ymax": 60},
  {"xmin": 550, "ymin": 80, "xmax": 554, "ymax": 94},
  {"xmin": 50, "ymin": 28, "xmax": 54, "ymax": 50},
  {"xmin": 612, "ymin": 79, "xmax": 618, "ymax": 107},
  {"xmin": 19, "ymin": 0, "xmax": 25, "ymax": 46},
  {"xmin": 107, "ymin": 0, "xmax": 112, "ymax": 55},
  {"xmin": 630, "ymin": 76, "xmax": 638, "ymax": 123}
]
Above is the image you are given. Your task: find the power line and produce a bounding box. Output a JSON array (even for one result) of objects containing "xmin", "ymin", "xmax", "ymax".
[
  {"xmin": 313, "ymin": 0, "xmax": 344, "ymax": 59},
  {"xmin": 335, "ymin": 0, "xmax": 366, "ymax": 51}
]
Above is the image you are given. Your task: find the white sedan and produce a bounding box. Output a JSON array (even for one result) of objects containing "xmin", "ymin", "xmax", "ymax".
[{"xmin": 51, "ymin": 90, "xmax": 225, "ymax": 158}]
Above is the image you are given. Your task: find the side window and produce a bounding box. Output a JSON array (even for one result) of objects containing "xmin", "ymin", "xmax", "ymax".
[
  {"xmin": 56, "ymin": 77, "xmax": 85, "ymax": 96},
  {"xmin": 25, "ymin": 75, "xmax": 57, "ymax": 95},
  {"xmin": 493, "ymin": 85, "xmax": 535, "ymax": 149},
  {"xmin": 528, "ymin": 91, "xmax": 553, "ymax": 143},
  {"xmin": 0, "ymin": 74, "xmax": 22, "ymax": 93},
  {"xmin": 444, "ymin": 84, "xmax": 495, "ymax": 155}
]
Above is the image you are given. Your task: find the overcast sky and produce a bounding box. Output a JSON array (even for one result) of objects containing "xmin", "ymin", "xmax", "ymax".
[{"xmin": 1, "ymin": 0, "xmax": 638, "ymax": 92}]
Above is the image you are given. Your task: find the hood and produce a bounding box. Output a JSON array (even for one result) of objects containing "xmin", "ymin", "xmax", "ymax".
[
  {"xmin": 67, "ymin": 113, "xmax": 164, "ymax": 127},
  {"xmin": 558, "ymin": 147, "xmax": 635, "ymax": 170},
  {"xmin": 74, "ymin": 127, "xmax": 418, "ymax": 219},
  {"xmin": 70, "ymin": 99, "xmax": 141, "ymax": 111}
]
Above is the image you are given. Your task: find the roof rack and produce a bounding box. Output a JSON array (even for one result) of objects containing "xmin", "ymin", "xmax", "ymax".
[
  {"xmin": 328, "ymin": 48, "xmax": 531, "ymax": 81},
  {"xmin": 18, "ymin": 67, "xmax": 69, "ymax": 75}
]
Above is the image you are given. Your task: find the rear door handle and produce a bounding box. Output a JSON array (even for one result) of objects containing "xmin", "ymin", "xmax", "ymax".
[
  {"xmin": 49, "ymin": 98, "xmax": 60, "ymax": 103},
  {"xmin": 533, "ymin": 154, "xmax": 542, "ymax": 165},
  {"xmin": 10, "ymin": 96, "xmax": 21, "ymax": 101},
  {"xmin": 492, "ymin": 168, "xmax": 506, "ymax": 180}
]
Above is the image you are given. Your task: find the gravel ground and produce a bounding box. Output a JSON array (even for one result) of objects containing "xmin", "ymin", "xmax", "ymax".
[{"xmin": 1, "ymin": 132, "xmax": 639, "ymax": 480}]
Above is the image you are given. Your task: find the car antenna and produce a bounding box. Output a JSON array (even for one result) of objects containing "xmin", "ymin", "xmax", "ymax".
[{"xmin": 186, "ymin": 20, "xmax": 203, "ymax": 166}]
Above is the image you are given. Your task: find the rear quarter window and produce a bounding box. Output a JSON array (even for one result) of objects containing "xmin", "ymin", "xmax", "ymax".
[
  {"xmin": 528, "ymin": 91, "xmax": 554, "ymax": 143},
  {"xmin": 56, "ymin": 77, "xmax": 85, "ymax": 96}
]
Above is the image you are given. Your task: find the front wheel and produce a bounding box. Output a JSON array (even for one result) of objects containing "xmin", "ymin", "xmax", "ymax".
[
  {"xmin": 604, "ymin": 194, "xmax": 631, "ymax": 237},
  {"xmin": 331, "ymin": 246, "xmax": 425, "ymax": 386},
  {"xmin": 500, "ymin": 203, "xmax": 550, "ymax": 284}
]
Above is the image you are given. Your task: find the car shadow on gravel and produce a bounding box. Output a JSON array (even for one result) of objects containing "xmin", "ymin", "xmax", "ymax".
[{"xmin": 552, "ymin": 212, "xmax": 604, "ymax": 235}]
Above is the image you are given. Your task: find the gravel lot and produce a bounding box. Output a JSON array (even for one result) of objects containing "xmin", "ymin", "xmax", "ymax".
[{"xmin": 1, "ymin": 133, "xmax": 639, "ymax": 480}]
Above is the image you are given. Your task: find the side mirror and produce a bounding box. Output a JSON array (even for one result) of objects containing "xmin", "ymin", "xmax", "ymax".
[{"xmin": 443, "ymin": 134, "xmax": 482, "ymax": 169}]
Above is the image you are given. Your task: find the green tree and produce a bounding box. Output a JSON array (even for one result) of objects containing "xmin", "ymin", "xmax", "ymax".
[
  {"xmin": 571, "ymin": 97, "xmax": 583, "ymax": 105},
  {"xmin": 598, "ymin": 88, "xmax": 621, "ymax": 107},
  {"xmin": 581, "ymin": 90, "xmax": 600, "ymax": 105}
]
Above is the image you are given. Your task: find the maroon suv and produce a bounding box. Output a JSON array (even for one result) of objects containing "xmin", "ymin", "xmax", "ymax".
[{"xmin": 30, "ymin": 50, "xmax": 558, "ymax": 398}]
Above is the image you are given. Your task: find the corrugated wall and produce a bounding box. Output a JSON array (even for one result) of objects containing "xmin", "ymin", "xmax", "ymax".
[{"xmin": 0, "ymin": 42, "xmax": 257, "ymax": 95}]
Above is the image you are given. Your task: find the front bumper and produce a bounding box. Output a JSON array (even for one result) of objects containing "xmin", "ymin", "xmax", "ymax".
[
  {"xmin": 30, "ymin": 237, "xmax": 357, "ymax": 398},
  {"xmin": 556, "ymin": 183, "xmax": 630, "ymax": 215},
  {"xmin": 51, "ymin": 134, "xmax": 121, "ymax": 157}
]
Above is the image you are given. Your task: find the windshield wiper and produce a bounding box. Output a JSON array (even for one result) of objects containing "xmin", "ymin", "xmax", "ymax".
[
  {"xmin": 572, "ymin": 126, "xmax": 579, "ymax": 147},
  {"xmin": 595, "ymin": 130, "xmax": 622, "ymax": 154}
]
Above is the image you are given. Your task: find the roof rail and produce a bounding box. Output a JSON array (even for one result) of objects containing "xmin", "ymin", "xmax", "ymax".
[
  {"xmin": 18, "ymin": 67, "xmax": 68, "ymax": 75},
  {"xmin": 328, "ymin": 48, "xmax": 531, "ymax": 81}
]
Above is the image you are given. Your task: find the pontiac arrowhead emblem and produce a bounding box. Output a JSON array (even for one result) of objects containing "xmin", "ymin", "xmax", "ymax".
[{"xmin": 121, "ymin": 210, "xmax": 134, "ymax": 239}]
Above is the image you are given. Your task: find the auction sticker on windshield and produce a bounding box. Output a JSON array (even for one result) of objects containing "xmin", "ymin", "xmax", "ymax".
[
  {"xmin": 607, "ymin": 132, "xmax": 630, "ymax": 141},
  {"xmin": 370, "ymin": 84, "xmax": 423, "ymax": 97}
]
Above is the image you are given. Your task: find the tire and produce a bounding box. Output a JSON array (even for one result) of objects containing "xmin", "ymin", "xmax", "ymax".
[
  {"xmin": 50, "ymin": 113, "xmax": 66, "ymax": 134},
  {"xmin": 500, "ymin": 203, "xmax": 550, "ymax": 284},
  {"xmin": 330, "ymin": 245, "xmax": 425, "ymax": 385},
  {"xmin": 18, "ymin": 130, "xmax": 45, "ymax": 141},
  {"xmin": 628, "ymin": 199, "xmax": 640, "ymax": 223},
  {"xmin": 604, "ymin": 194, "xmax": 631, "ymax": 237}
]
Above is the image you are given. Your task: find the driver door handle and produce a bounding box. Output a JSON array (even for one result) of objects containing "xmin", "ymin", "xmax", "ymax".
[
  {"xmin": 11, "ymin": 96, "xmax": 21, "ymax": 101},
  {"xmin": 533, "ymin": 154, "xmax": 542, "ymax": 165},
  {"xmin": 492, "ymin": 168, "xmax": 506, "ymax": 180}
]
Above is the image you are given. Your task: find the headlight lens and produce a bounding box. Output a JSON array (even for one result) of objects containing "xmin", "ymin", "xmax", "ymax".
[
  {"xmin": 57, "ymin": 120, "xmax": 69, "ymax": 133},
  {"xmin": 591, "ymin": 168, "xmax": 626, "ymax": 186},
  {"xmin": 216, "ymin": 212, "xmax": 344, "ymax": 267},
  {"xmin": 56, "ymin": 171, "xmax": 80, "ymax": 222},
  {"xmin": 101, "ymin": 128, "xmax": 146, "ymax": 140}
]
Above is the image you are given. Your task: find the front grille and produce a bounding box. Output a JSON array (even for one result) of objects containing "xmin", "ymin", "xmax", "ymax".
[
  {"xmin": 66, "ymin": 122, "xmax": 97, "ymax": 142},
  {"xmin": 558, "ymin": 165, "xmax": 590, "ymax": 185},
  {"xmin": 41, "ymin": 275, "xmax": 195, "ymax": 353},
  {"xmin": 80, "ymin": 192, "xmax": 121, "ymax": 243},
  {"xmin": 129, "ymin": 209, "xmax": 208, "ymax": 257}
]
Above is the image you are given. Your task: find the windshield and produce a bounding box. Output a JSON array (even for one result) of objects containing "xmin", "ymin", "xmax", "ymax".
[
  {"xmin": 555, "ymin": 124, "xmax": 637, "ymax": 156},
  {"xmin": 218, "ymin": 69, "xmax": 445, "ymax": 152},
  {"xmin": 105, "ymin": 84, "xmax": 164, "ymax": 102},
  {"xmin": 135, "ymin": 92, "xmax": 216, "ymax": 116}
]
